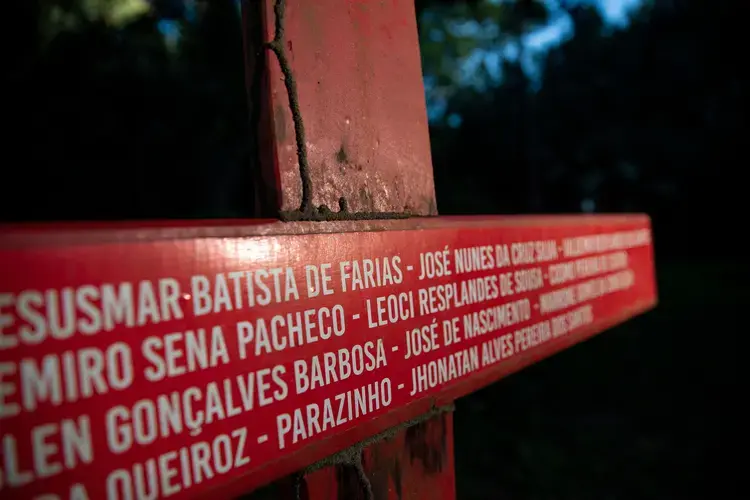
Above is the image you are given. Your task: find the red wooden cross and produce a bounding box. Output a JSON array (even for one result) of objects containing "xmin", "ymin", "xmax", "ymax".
[{"xmin": 0, "ymin": 1, "xmax": 656, "ymax": 499}]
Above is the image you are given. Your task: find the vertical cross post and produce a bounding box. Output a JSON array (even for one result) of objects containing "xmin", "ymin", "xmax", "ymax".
[
  {"xmin": 243, "ymin": 0, "xmax": 453, "ymax": 496},
  {"xmin": 243, "ymin": 0, "xmax": 437, "ymax": 219}
]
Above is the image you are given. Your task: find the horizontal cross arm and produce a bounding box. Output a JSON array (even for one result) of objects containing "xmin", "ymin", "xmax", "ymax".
[{"xmin": 0, "ymin": 214, "xmax": 656, "ymax": 499}]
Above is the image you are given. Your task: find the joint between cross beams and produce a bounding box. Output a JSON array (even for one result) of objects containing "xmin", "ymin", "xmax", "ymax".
[{"xmin": 279, "ymin": 197, "xmax": 414, "ymax": 222}]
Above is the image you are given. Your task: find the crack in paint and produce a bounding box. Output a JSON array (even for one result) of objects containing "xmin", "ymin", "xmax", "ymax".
[
  {"xmin": 353, "ymin": 454, "xmax": 375, "ymax": 500},
  {"xmin": 265, "ymin": 0, "xmax": 414, "ymax": 222},
  {"xmin": 335, "ymin": 453, "xmax": 375, "ymax": 500},
  {"xmin": 292, "ymin": 404, "xmax": 455, "ymax": 499},
  {"xmin": 293, "ymin": 472, "xmax": 307, "ymax": 500},
  {"xmin": 265, "ymin": 0, "xmax": 313, "ymax": 215}
]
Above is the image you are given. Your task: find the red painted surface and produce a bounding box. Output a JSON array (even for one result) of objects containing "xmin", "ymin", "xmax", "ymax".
[
  {"xmin": 253, "ymin": 0, "xmax": 437, "ymax": 215},
  {"xmin": 302, "ymin": 412, "xmax": 455, "ymax": 500},
  {"xmin": 0, "ymin": 215, "xmax": 656, "ymax": 499},
  {"xmin": 238, "ymin": 412, "xmax": 454, "ymax": 500}
]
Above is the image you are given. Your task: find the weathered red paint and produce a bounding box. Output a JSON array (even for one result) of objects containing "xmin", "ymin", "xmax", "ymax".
[
  {"xmin": 299, "ymin": 412, "xmax": 456, "ymax": 500},
  {"xmin": 251, "ymin": 0, "xmax": 437, "ymax": 215},
  {"xmin": 0, "ymin": 215, "xmax": 656, "ymax": 499},
  {"xmin": 237, "ymin": 412, "xmax": 455, "ymax": 500}
]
